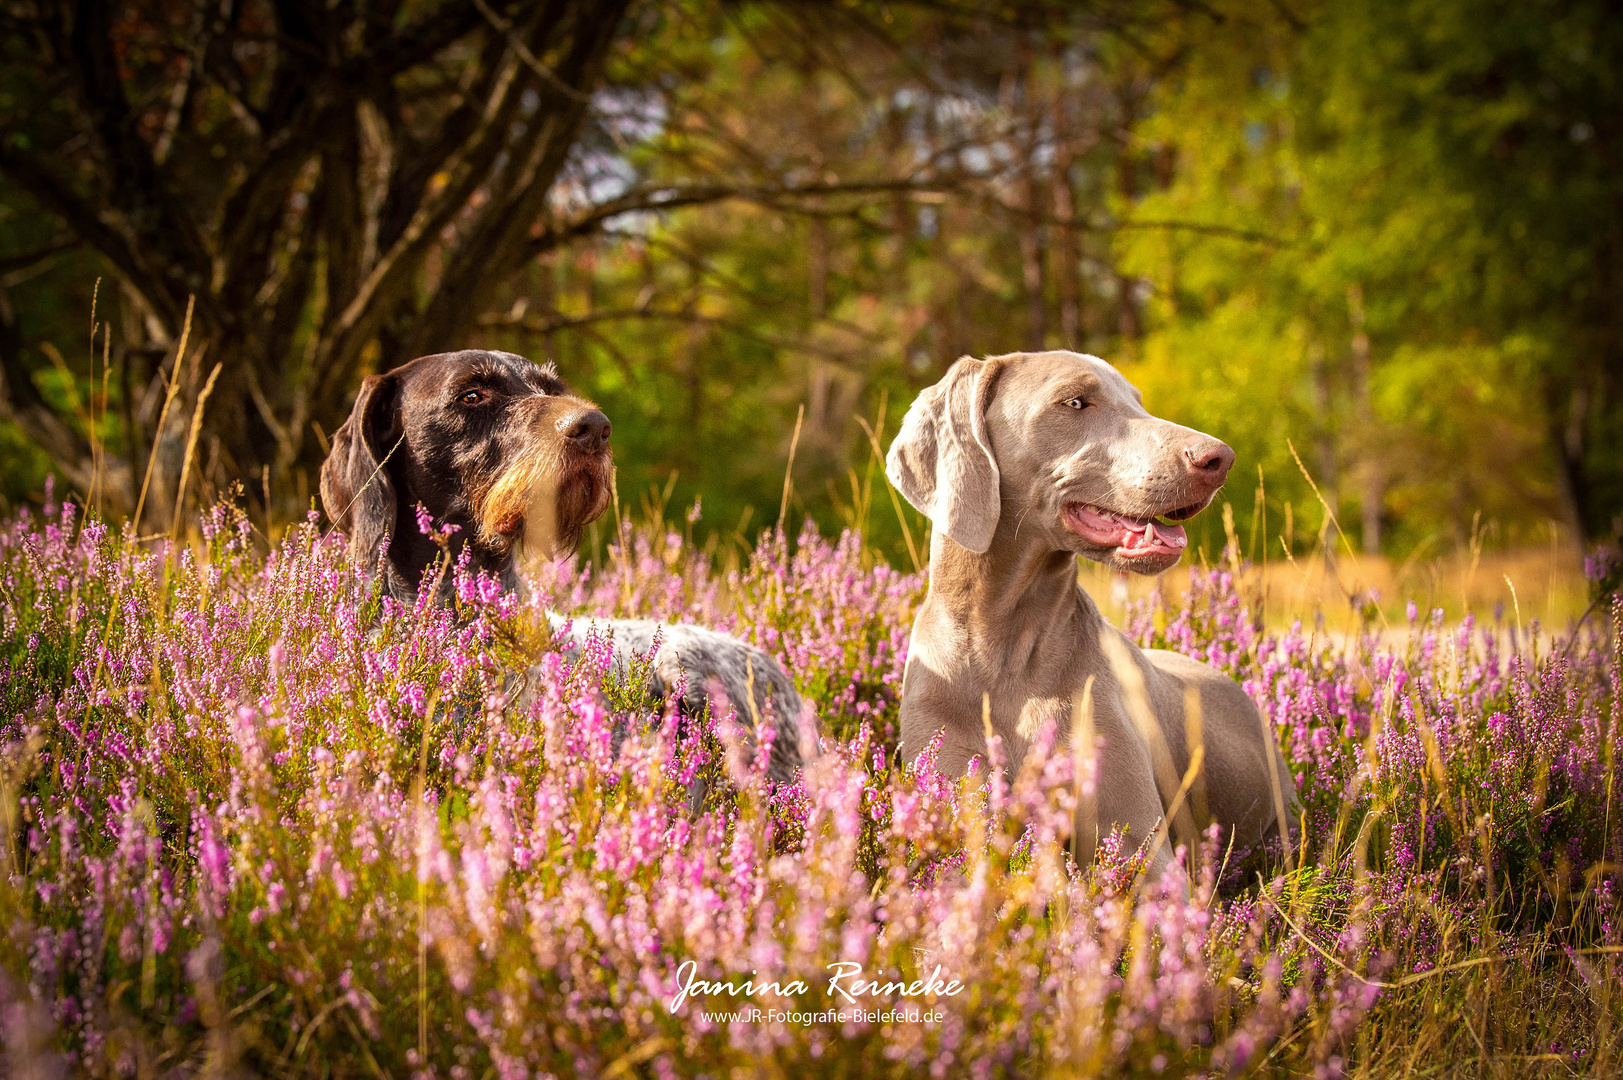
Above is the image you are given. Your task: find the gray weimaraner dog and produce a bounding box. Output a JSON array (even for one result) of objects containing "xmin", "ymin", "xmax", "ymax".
[{"xmin": 886, "ymin": 350, "xmax": 1295, "ymax": 885}]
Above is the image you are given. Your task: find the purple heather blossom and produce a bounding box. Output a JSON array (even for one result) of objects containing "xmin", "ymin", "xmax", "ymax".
[{"xmin": 0, "ymin": 504, "xmax": 1616, "ymax": 1075}]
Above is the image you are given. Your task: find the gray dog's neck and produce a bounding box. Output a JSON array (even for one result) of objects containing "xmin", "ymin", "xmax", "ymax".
[{"xmin": 921, "ymin": 524, "xmax": 1105, "ymax": 672}]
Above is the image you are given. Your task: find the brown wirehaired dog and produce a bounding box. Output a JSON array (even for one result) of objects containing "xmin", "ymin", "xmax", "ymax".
[
  {"xmin": 321, "ymin": 349, "xmax": 806, "ymax": 781},
  {"xmin": 320, "ymin": 349, "xmax": 612, "ymax": 601}
]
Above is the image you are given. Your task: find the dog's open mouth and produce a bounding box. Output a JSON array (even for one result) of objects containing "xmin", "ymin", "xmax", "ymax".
[{"xmin": 1062, "ymin": 501, "xmax": 1201, "ymax": 558}]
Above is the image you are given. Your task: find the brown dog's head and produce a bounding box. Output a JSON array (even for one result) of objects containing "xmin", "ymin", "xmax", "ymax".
[
  {"xmin": 886, "ymin": 350, "xmax": 1232, "ymax": 574},
  {"xmin": 320, "ymin": 350, "xmax": 613, "ymax": 597}
]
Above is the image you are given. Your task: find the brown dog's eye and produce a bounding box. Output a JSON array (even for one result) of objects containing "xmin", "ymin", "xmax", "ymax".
[
  {"xmin": 458, "ymin": 390, "xmax": 484, "ymax": 405},
  {"xmin": 1064, "ymin": 397, "xmax": 1088, "ymax": 410}
]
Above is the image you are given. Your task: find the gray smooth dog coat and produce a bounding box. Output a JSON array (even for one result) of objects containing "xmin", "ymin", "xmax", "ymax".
[{"xmin": 886, "ymin": 350, "xmax": 1295, "ymax": 884}]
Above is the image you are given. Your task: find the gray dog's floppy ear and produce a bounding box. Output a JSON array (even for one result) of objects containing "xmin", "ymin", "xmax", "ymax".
[
  {"xmin": 885, "ymin": 356, "xmax": 1002, "ymax": 553},
  {"xmin": 320, "ymin": 373, "xmax": 402, "ymax": 568}
]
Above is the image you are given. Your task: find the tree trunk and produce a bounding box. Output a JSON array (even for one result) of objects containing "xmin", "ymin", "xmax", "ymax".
[
  {"xmin": 1308, "ymin": 340, "xmax": 1338, "ymax": 509},
  {"xmin": 0, "ymin": 0, "xmax": 629, "ymax": 527},
  {"xmin": 1114, "ymin": 134, "xmax": 1142, "ymax": 349},
  {"xmin": 1549, "ymin": 378, "xmax": 1591, "ymax": 549},
  {"xmin": 1347, "ymin": 284, "xmax": 1383, "ymax": 555},
  {"xmin": 809, "ymin": 218, "xmax": 830, "ymax": 321},
  {"xmin": 1017, "ymin": 46, "xmax": 1047, "ymax": 352},
  {"xmin": 1019, "ymin": 200, "xmax": 1048, "ymax": 351},
  {"xmin": 1053, "ymin": 131, "xmax": 1084, "ymax": 351}
]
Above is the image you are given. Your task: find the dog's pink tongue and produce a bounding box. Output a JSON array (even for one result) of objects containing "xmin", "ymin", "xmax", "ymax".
[
  {"xmin": 1066, "ymin": 504, "xmax": 1187, "ymax": 556},
  {"xmin": 1117, "ymin": 517, "xmax": 1187, "ymax": 557},
  {"xmin": 1150, "ymin": 519, "xmax": 1187, "ymax": 549}
]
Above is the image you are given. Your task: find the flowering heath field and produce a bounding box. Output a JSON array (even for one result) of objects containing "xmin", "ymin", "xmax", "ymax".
[{"xmin": 2, "ymin": 485, "xmax": 1620, "ymax": 1078}]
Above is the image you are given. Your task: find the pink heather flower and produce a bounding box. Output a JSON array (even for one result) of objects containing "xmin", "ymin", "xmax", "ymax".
[{"xmin": 2, "ymin": 500, "xmax": 1615, "ymax": 1075}]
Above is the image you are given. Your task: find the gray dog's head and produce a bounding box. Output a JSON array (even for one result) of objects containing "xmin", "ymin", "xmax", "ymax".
[{"xmin": 886, "ymin": 350, "xmax": 1233, "ymax": 574}]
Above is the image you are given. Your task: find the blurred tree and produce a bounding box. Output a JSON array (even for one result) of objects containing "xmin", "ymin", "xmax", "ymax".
[
  {"xmin": 472, "ymin": 3, "xmax": 1176, "ymax": 558},
  {"xmin": 4, "ymin": 0, "xmax": 1616, "ymax": 563},
  {"xmin": 0, "ymin": 0, "xmax": 636, "ymax": 524},
  {"xmin": 0, "ymin": 0, "xmax": 1000, "ymax": 527},
  {"xmin": 1120, "ymin": 0, "xmax": 1623, "ymax": 552}
]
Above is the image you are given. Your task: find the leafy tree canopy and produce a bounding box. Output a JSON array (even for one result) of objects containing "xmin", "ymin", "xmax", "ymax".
[{"xmin": 1, "ymin": 0, "xmax": 1618, "ymax": 562}]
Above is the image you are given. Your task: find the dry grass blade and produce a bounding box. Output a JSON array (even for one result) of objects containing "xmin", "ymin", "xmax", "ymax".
[
  {"xmin": 1070, "ymin": 677, "xmax": 1097, "ymax": 866},
  {"xmin": 855, "ymin": 408, "xmax": 923, "ymax": 573},
  {"xmin": 37, "ymin": 342, "xmax": 91, "ymax": 430},
  {"xmin": 133, "ymin": 296, "xmax": 195, "ymax": 534},
  {"xmin": 94, "ymin": 321, "xmax": 113, "ymax": 516},
  {"xmin": 1100, "ymin": 630, "xmax": 1199, "ymax": 860},
  {"xmin": 169, "ymin": 360, "xmax": 223, "ymax": 540},
  {"xmin": 1183, "ymin": 683, "xmax": 1210, "ymax": 833},
  {"xmin": 778, "ymin": 402, "xmax": 805, "ymax": 532},
  {"xmin": 1143, "ymin": 745, "xmax": 1206, "ymax": 880},
  {"xmin": 1261, "ymin": 700, "xmax": 1296, "ymax": 875}
]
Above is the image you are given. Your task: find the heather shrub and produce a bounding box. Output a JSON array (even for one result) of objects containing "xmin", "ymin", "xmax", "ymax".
[{"xmin": 2, "ymin": 492, "xmax": 1620, "ymax": 1077}]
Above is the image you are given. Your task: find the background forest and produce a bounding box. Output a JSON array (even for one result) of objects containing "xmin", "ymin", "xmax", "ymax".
[{"xmin": 1, "ymin": 0, "xmax": 1619, "ymax": 570}]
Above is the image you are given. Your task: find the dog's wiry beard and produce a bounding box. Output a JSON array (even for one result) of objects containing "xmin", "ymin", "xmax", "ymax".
[
  {"xmin": 478, "ymin": 444, "xmax": 562, "ymax": 573},
  {"xmin": 516, "ymin": 468, "xmax": 563, "ymax": 580},
  {"xmin": 479, "ymin": 443, "xmax": 612, "ymax": 584}
]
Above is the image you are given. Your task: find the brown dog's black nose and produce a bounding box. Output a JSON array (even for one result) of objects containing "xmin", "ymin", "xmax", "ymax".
[
  {"xmin": 562, "ymin": 408, "xmax": 611, "ymax": 452},
  {"xmin": 1183, "ymin": 438, "xmax": 1234, "ymax": 478}
]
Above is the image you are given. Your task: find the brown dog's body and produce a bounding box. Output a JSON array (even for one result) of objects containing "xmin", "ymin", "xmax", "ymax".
[
  {"xmin": 320, "ymin": 350, "xmax": 806, "ymax": 781},
  {"xmin": 887, "ymin": 351, "xmax": 1294, "ymax": 884}
]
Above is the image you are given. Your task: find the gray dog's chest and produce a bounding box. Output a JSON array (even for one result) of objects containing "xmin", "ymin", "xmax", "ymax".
[{"xmin": 901, "ymin": 602, "xmax": 1149, "ymax": 774}]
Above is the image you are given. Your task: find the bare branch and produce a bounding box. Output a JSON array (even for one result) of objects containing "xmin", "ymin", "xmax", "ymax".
[
  {"xmin": 0, "ymin": 145, "xmax": 183, "ymax": 325},
  {"xmin": 0, "ymin": 237, "xmax": 78, "ymax": 281},
  {"xmin": 470, "ymin": 0, "xmax": 592, "ymax": 103},
  {"xmin": 479, "ymin": 306, "xmax": 871, "ymax": 365},
  {"xmin": 527, "ymin": 176, "xmax": 961, "ymax": 256}
]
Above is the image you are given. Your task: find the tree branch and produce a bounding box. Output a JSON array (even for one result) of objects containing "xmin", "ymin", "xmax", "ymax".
[
  {"xmin": 480, "ymin": 306, "xmax": 871, "ymax": 365},
  {"xmin": 0, "ymin": 236, "xmax": 78, "ymax": 280},
  {"xmin": 69, "ymin": 0, "xmax": 212, "ymax": 313},
  {"xmin": 0, "ymin": 146, "xmax": 183, "ymax": 325},
  {"xmin": 526, "ymin": 176, "xmax": 960, "ymax": 257}
]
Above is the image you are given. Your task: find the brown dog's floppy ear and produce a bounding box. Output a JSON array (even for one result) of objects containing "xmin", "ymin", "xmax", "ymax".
[
  {"xmin": 885, "ymin": 356, "xmax": 1002, "ymax": 553},
  {"xmin": 320, "ymin": 373, "xmax": 402, "ymax": 568}
]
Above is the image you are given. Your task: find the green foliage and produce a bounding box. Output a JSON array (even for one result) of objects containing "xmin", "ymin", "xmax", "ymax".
[
  {"xmin": 1121, "ymin": 0, "xmax": 1623, "ymax": 552},
  {"xmin": 3, "ymin": 0, "xmax": 1619, "ymax": 561}
]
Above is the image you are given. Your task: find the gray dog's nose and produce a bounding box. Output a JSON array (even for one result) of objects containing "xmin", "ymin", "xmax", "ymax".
[
  {"xmin": 1184, "ymin": 438, "xmax": 1234, "ymax": 477},
  {"xmin": 562, "ymin": 409, "xmax": 611, "ymax": 452}
]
